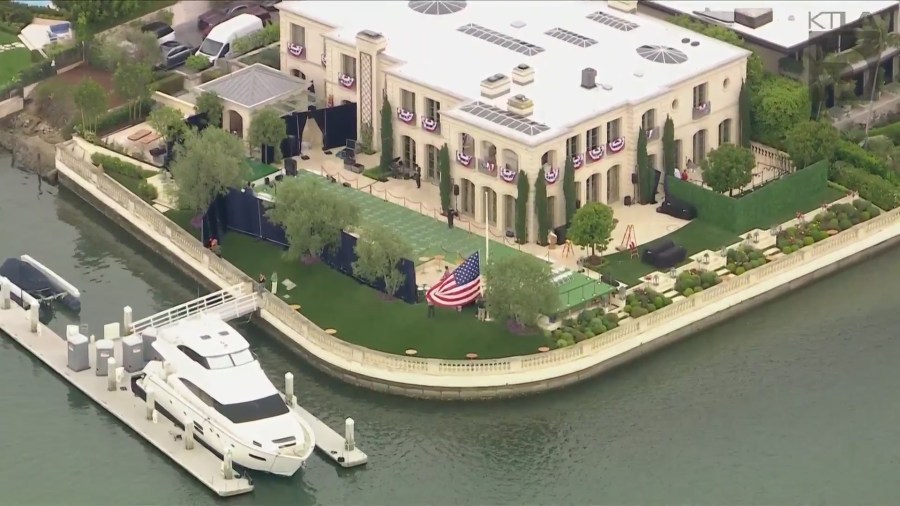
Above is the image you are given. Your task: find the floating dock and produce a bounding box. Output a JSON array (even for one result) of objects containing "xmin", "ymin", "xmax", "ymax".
[{"xmin": 0, "ymin": 280, "xmax": 253, "ymax": 497}]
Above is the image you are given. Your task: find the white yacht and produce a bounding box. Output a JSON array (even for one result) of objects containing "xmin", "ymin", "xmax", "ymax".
[{"xmin": 136, "ymin": 315, "xmax": 315, "ymax": 476}]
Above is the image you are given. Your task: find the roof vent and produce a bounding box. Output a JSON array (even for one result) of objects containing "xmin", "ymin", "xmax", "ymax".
[
  {"xmin": 581, "ymin": 67, "xmax": 597, "ymax": 89},
  {"xmin": 512, "ymin": 63, "xmax": 534, "ymax": 85},
  {"xmin": 681, "ymin": 38, "xmax": 690, "ymax": 44},
  {"xmin": 601, "ymin": 83, "xmax": 613, "ymax": 91},
  {"xmin": 481, "ymin": 73, "xmax": 511, "ymax": 99},
  {"xmin": 634, "ymin": 71, "xmax": 643, "ymax": 78},
  {"xmin": 359, "ymin": 29, "xmax": 383, "ymax": 39},
  {"xmin": 734, "ymin": 8, "xmax": 773, "ymax": 29},
  {"xmin": 507, "ymin": 94, "xmax": 534, "ymax": 117},
  {"xmin": 511, "ymin": 20, "xmax": 526, "ymax": 29},
  {"xmin": 690, "ymin": 41, "xmax": 700, "ymax": 47}
]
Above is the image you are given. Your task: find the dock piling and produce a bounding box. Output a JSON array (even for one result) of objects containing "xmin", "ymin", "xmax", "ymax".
[
  {"xmin": 123, "ymin": 306, "xmax": 133, "ymax": 334},
  {"xmin": 184, "ymin": 416, "xmax": 195, "ymax": 450},
  {"xmin": 223, "ymin": 449, "xmax": 234, "ymax": 480},
  {"xmin": 284, "ymin": 372, "xmax": 295, "ymax": 406},
  {"xmin": 107, "ymin": 358, "xmax": 117, "ymax": 391},
  {"xmin": 0, "ymin": 279, "xmax": 9, "ymax": 310},
  {"xmin": 345, "ymin": 418, "xmax": 355, "ymax": 452},
  {"xmin": 29, "ymin": 303, "xmax": 38, "ymax": 332},
  {"xmin": 145, "ymin": 387, "xmax": 156, "ymax": 420}
]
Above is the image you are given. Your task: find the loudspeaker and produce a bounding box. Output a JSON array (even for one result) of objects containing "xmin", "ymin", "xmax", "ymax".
[
  {"xmin": 631, "ymin": 173, "xmax": 639, "ymax": 184},
  {"xmin": 284, "ymin": 158, "xmax": 298, "ymax": 176},
  {"xmin": 453, "ymin": 184, "xmax": 460, "ymax": 196}
]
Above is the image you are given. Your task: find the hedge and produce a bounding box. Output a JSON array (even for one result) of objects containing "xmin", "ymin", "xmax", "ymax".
[
  {"xmin": 108, "ymin": 171, "xmax": 159, "ymax": 202},
  {"xmin": 869, "ymin": 122, "xmax": 900, "ymax": 145},
  {"xmin": 831, "ymin": 165, "xmax": 900, "ymax": 210},
  {"xmin": 96, "ymin": 98, "xmax": 153, "ymax": 135},
  {"xmin": 833, "ymin": 139, "xmax": 890, "ymax": 180},
  {"xmin": 153, "ymin": 73, "xmax": 184, "ymax": 95},
  {"xmin": 668, "ymin": 160, "xmax": 830, "ymax": 233},
  {"xmin": 90, "ymin": 152, "xmax": 156, "ymax": 179}
]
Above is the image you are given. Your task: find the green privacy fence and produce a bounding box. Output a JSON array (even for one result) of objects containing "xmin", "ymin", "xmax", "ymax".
[{"xmin": 668, "ymin": 160, "xmax": 829, "ymax": 233}]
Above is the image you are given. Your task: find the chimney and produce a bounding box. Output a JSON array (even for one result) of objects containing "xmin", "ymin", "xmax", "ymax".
[
  {"xmin": 507, "ymin": 94, "xmax": 534, "ymax": 117},
  {"xmin": 581, "ymin": 68, "xmax": 597, "ymax": 89},
  {"xmin": 511, "ymin": 63, "xmax": 534, "ymax": 85},
  {"xmin": 480, "ymin": 74, "xmax": 510, "ymax": 99}
]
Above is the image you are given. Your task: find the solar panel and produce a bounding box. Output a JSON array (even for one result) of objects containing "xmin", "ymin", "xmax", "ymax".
[
  {"xmin": 545, "ymin": 27, "xmax": 598, "ymax": 48},
  {"xmin": 457, "ymin": 23, "xmax": 545, "ymax": 56},
  {"xmin": 459, "ymin": 101, "xmax": 551, "ymax": 136},
  {"xmin": 586, "ymin": 11, "xmax": 639, "ymax": 32}
]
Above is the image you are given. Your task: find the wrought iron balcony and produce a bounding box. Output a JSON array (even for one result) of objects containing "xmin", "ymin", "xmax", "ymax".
[{"xmin": 692, "ymin": 101, "xmax": 711, "ymax": 120}]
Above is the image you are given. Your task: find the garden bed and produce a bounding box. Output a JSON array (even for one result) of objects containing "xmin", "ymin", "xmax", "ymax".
[
  {"xmin": 622, "ymin": 288, "xmax": 672, "ymax": 319},
  {"xmin": 551, "ymin": 308, "xmax": 620, "ymax": 348},
  {"xmin": 91, "ymin": 152, "xmax": 158, "ymax": 202},
  {"xmin": 725, "ymin": 244, "xmax": 769, "ymax": 275},
  {"xmin": 673, "ymin": 269, "xmax": 721, "ymax": 297},
  {"xmin": 777, "ymin": 200, "xmax": 879, "ymax": 254}
]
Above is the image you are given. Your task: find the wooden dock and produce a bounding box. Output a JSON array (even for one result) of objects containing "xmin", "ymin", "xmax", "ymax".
[{"xmin": 0, "ymin": 297, "xmax": 254, "ymax": 497}]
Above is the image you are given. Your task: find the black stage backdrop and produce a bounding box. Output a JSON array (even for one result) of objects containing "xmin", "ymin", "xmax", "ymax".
[
  {"xmin": 262, "ymin": 103, "xmax": 358, "ymax": 163},
  {"xmin": 205, "ymin": 188, "xmax": 417, "ymax": 303}
]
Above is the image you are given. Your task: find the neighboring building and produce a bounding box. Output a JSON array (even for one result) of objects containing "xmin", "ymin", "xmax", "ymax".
[
  {"xmin": 640, "ymin": 1, "xmax": 900, "ymax": 102},
  {"xmin": 277, "ymin": 0, "xmax": 749, "ymax": 241}
]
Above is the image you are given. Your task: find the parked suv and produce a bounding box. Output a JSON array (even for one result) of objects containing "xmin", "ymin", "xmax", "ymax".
[{"xmin": 140, "ymin": 21, "xmax": 175, "ymax": 45}]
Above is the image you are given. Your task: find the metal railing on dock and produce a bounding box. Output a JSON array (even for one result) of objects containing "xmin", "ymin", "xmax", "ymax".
[{"xmin": 130, "ymin": 284, "xmax": 258, "ymax": 334}]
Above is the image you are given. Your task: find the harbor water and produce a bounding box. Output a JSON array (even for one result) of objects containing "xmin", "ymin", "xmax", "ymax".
[{"xmin": 2, "ymin": 154, "xmax": 900, "ymax": 505}]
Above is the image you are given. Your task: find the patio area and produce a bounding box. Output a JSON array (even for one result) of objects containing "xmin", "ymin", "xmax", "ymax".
[{"xmin": 103, "ymin": 123, "xmax": 168, "ymax": 167}]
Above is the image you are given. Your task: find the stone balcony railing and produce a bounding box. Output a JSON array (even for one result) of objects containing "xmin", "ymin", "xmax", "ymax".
[{"xmin": 692, "ymin": 101, "xmax": 712, "ymax": 120}]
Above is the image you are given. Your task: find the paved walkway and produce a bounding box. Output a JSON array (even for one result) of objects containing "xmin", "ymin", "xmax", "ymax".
[{"xmin": 0, "ymin": 42, "xmax": 25, "ymax": 53}]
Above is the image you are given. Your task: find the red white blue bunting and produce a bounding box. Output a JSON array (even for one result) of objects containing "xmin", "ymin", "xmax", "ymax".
[
  {"xmin": 422, "ymin": 117, "xmax": 438, "ymax": 132},
  {"xmin": 544, "ymin": 166, "xmax": 560, "ymax": 184},
  {"xmin": 456, "ymin": 151, "xmax": 472, "ymax": 167},
  {"xmin": 339, "ymin": 73, "xmax": 355, "ymax": 88},
  {"xmin": 608, "ymin": 137, "xmax": 625, "ymax": 154},
  {"xmin": 397, "ymin": 108, "xmax": 414, "ymax": 124},
  {"xmin": 288, "ymin": 43, "xmax": 304, "ymax": 58},
  {"xmin": 321, "ymin": 53, "xmax": 327, "ymax": 67},
  {"xmin": 572, "ymin": 154, "xmax": 584, "ymax": 169},
  {"xmin": 500, "ymin": 166, "xmax": 518, "ymax": 183},
  {"xmin": 588, "ymin": 146, "xmax": 605, "ymax": 162}
]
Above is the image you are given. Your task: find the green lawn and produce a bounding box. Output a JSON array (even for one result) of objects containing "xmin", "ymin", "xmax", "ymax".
[
  {"xmin": 167, "ymin": 210, "xmax": 551, "ymax": 359},
  {"xmin": 0, "ymin": 32, "xmax": 31, "ymax": 85},
  {"xmin": 598, "ymin": 185, "xmax": 848, "ymax": 286},
  {"xmin": 245, "ymin": 158, "xmax": 280, "ymax": 182}
]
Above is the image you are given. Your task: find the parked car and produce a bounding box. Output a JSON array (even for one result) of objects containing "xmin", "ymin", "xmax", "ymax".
[
  {"xmin": 197, "ymin": 14, "xmax": 263, "ymax": 64},
  {"xmin": 141, "ymin": 21, "xmax": 175, "ymax": 45},
  {"xmin": 197, "ymin": 3, "xmax": 271, "ymax": 37},
  {"xmin": 157, "ymin": 41, "xmax": 192, "ymax": 70}
]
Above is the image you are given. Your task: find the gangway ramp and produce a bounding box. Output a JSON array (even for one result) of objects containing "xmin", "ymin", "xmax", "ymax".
[{"xmin": 130, "ymin": 284, "xmax": 259, "ymax": 334}]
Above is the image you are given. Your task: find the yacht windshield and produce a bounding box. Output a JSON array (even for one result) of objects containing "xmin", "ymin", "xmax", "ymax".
[
  {"xmin": 205, "ymin": 350, "xmax": 255, "ymax": 369},
  {"xmin": 198, "ymin": 38, "xmax": 223, "ymax": 57},
  {"xmin": 231, "ymin": 349, "xmax": 254, "ymax": 366},
  {"xmin": 215, "ymin": 394, "xmax": 289, "ymax": 424}
]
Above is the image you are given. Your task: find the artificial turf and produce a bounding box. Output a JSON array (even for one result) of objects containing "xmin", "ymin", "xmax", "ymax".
[
  {"xmin": 167, "ymin": 210, "xmax": 551, "ymax": 359},
  {"xmin": 245, "ymin": 158, "xmax": 280, "ymax": 182}
]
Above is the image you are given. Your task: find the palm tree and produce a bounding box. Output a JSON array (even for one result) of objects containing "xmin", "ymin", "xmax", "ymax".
[
  {"xmin": 817, "ymin": 48, "xmax": 855, "ymax": 118},
  {"xmin": 854, "ymin": 16, "xmax": 900, "ymax": 139}
]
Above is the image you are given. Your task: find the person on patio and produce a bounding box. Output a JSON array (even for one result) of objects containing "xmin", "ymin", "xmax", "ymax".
[
  {"xmin": 209, "ymin": 237, "xmax": 221, "ymax": 257},
  {"xmin": 476, "ymin": 296, "xmax": 486, "ymax": 321},
  {"xmin": 413, "ymin": 166, "xmax": 421, "ymax": 189}
]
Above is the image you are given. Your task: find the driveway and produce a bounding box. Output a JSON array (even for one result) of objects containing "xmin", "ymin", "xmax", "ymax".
[{"xmin": 170, "ymin": 1, "xmax": 279, "ymax": 49}]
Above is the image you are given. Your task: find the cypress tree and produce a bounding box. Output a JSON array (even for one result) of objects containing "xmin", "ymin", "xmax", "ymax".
[
  {"xmin": 637, "ymin": 126, "xmax": 651, "ymax": 204},
  {"xmin": 379, "ymin": 98, "xmax": 394, "ymax": 170},
  {"xmin": 562, "ymin": 156, "xmax": 576, "ymax": 224},
  {"xmin": 739, "ymin": 80, "xmax": 751, "ymax": 148},
  {"xmin": 662, "ymin": 116, "xmax": 676, "ymax": 176},
  {"xmin": 438, "ymin": 144, "xmax": 452, "ymax": 213},
  {"xmin": 515, "ymin": 172, "xmax": 530, "ymax": 244},
  {"xmin": 534, "ymin": 168, "xmax": 549, "ymax": 245}
]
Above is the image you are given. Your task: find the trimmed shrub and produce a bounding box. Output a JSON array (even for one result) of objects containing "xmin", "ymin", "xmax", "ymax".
[
  {"xmin": 674, "ymin": 268, "xmax": 721, "ymax": 296},
  {"xmin": 90, "ymin": 152, "xmax": 155, "ymax": 179},
  {"xmin": 153, "ymin": 73, "xmax": 185, "ymax": 95},
  {"xmin": 833, "ymin": 140, "xmax": 890, "ymax": 179},
  {"xmin": 831, "ymin": 165, "xmax": 900, "ymax": 211},
  {"xmin": 185, "ymin": 54, "xmax": 211, "ymax": 72},
  {"xmin": 624, "ymin": 288, "xmax": 672, "ymax": 318},
  {"xmin": 726, "ymin": 244, "xmax": 768, "ymax": 275}
]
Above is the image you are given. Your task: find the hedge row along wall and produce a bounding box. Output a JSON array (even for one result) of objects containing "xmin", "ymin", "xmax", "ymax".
[{"xmin": 668, "ymin": 160, "xmax": 829, "ymax": 233}]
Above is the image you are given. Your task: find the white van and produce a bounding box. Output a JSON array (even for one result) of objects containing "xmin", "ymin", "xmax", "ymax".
[{"xmin": 196, "ymin": 14, "xmax": 263, "ymax": 64}]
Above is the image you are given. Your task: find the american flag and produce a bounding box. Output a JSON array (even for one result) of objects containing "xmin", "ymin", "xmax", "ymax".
[{"xmin": 426, "ymin": 251, "xmax": 481, "ymax": 307}]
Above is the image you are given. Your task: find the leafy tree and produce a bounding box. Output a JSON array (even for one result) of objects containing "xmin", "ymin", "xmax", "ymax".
[
  {"xmin": 91, "ymin": 27, "xmax": 159, "ymax": 71},
  {"xmin": 438, "ymin": 144, "xmax": 451, "ymax": 213},
  {"xmin": 169, "ymin": 127, "xmax": 250, "ymax": 215},
  {"xmin": 662, "ymin": 115, "xmax": 676, "ymax": 175},
  {"xmin": 568, "ymin": 202, "xmax": 616, "ymax": 260},
  {"xmin": 636, "ymin": 127, "xmax": 652, "ymax": 204},
  {"xmin": 148, "ymin": 106, "xmax": 186, "ymax": 159},
  {"xmin": 669, "ymin": 15, "xmax": 763, "ymax": 83},
  {"xmin": 248, "ymin": 108, "xmax": 286, "ymax": 163},
  {"xmin": 854, "ymin": 16, "xmax": 900, "ymax": 139},
  {"xmin": 784, "ymin": 121, "xmax": 840, "ymax": 170},
  {"xmin": 534, "ymin": 168, "xmax": 549, "ymax": 245},
  {"xmin": 195, "ymin": 91, "xmax": 224, "ymax": 128},
  {"xmin": 562, "ymin": 156, "xmax": 576, "ymax": 223},
  {"xmin": 739, "ymin": 81, "xmax": 751, "ymax": 148},
  {"xmin": 113, "ymin": 62, "xmax": 154, "ymax": 120},
  {"xmin": 266, "ymin": 178, "xmax": 360, "ymax": 260},
  {"xmin": 749, "ymin": 75, "xmax": 811, "ymax": 148},
  {"xmin": 379, "ymin": 97, "xmax": 394, "ymax": 171},
  {"xmin": 352, "ymin": 224, "xmax": 413, "ymax": 298},
  {"xmin": 701, "ymin": 144, "xmax": 755, "ymax": 197},
  {"xmin": 72, "ymin": 78, "xmax": 107, "ymax": 133},
  {"xmin": 515, "ymin": 172, "xmax": 529, "ymax": 244},
  {"xmin": 484, "ymin": 255, "xmax": 558, "ymax": 326}
]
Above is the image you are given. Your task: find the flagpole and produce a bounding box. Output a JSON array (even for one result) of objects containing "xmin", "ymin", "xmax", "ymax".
[{"xmin": 484, "ymin": 190, "xmax": 490, "ymax": 264}]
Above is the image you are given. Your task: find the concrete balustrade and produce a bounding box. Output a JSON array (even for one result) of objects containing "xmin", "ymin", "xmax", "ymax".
[{"xmin": 54, "ymin": 141, "xmax": 900, "ymax": 398}]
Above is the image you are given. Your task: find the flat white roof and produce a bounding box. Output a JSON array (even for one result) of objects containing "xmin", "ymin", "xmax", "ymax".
[
  {"xmin": 646, "ymin": 1, "xmax": 899, "ymax": 49},
  {"xmin": 161, "ymin": 315, "xmax": 249, "ymax": 358},
  {"xmin": 279, "ymin": 1, "xmax": 749, "ymax": 145}
]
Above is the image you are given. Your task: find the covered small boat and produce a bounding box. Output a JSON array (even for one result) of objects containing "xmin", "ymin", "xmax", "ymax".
[{"xmin": 0, "ymin": 257, "xmax": 81, "ymax": 313}]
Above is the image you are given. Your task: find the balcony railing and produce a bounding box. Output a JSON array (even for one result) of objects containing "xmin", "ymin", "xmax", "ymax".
[
  {"xmin": 477, "ymin": 158, "xmax": 498, "ymax": 176},
  {"xmin": 692, "ymin": 101, "xmax": 711, "ymax": 120},
  {"xmin": 644, "ymin": 125, "xmax": 660, "ymax": 141}
]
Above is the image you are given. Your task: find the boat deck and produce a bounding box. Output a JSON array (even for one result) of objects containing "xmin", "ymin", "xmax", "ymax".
[{"xmin": 0, "ymin": 301, "xmax": 254, "ymax": 498}]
